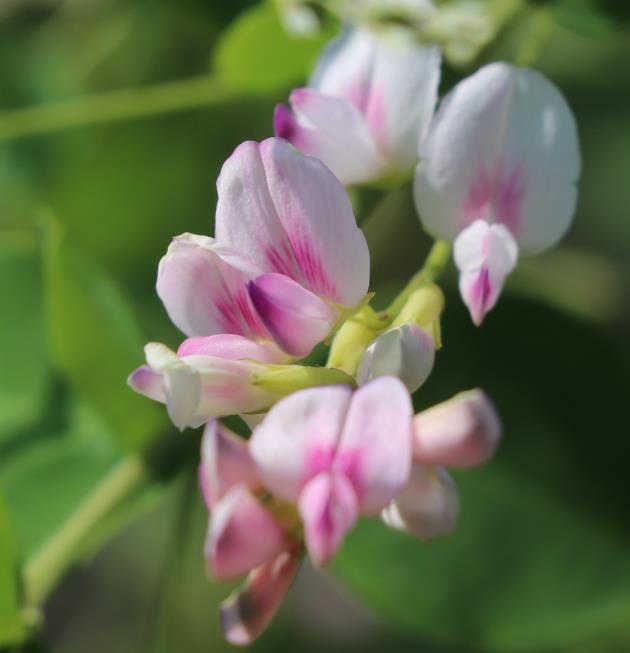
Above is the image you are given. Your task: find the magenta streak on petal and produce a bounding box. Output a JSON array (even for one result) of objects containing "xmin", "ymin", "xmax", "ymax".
[
  {"xmin": 346, "ymin": 79, "xmax": 371, "ymax": 115},
  {"xmin": 274, "ymin": 104, "xmax": 296, "ymax": 141},
  {"xmin": 463, "ymin": 163, "xmax": 526, "ymax": 237},
  {"xmin": 305, "ymin": 445, "xmax": 337, "ymax": 481},
  {"xmin": 291, "ymin": 237, "xmax": 339, "ymax": 302},
  {"xmin": 365, "ymin": 88, "xmax": 388, "ymax": 157},
  {"xmin": 335, "ymin": 449, "xmax": 363, "ymax": 500},
  {"xmin": 234, "ymin": 287, "xmax": 268, "ymax": 338},
  {"xmin": 265, "ymin": 243, "xmax": 300, "ymax": 281},
  {"xmin": 470, "ymin": 267, "xmax": 491, "ymax": 325}
]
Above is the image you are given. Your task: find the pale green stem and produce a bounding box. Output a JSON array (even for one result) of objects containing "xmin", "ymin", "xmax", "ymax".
[
  {"xmin": 23, "ymin": 456, "xmax": 147, "ymax": 607},
  {"xmin": 0, "ymin": 76, "xmax": 239, "ymax": 140},
  {"xmin": 385, "ymin": 239, "xmax": 451, "ymax": 319}
]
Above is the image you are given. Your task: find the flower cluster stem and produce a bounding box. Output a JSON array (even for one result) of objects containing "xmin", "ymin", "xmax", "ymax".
[
  {"xmin": 0, "ymin": 76, "xmax": 239, "ymax": 141},
  {"xmin": 23, "ymin": 456, "xmax": 147, "ymax": 609}
]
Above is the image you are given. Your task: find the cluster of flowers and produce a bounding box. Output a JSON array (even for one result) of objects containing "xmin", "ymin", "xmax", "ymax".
[{"xmin": 129, "ymin": 4, "xmax": 579, "ymax": 645}]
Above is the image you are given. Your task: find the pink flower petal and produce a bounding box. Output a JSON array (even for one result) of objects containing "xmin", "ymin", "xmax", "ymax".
[
  {"xmin": 220, "ymin": 545, "xmax": 301, "ymax": 646},
  {"xmin": 275, "ymin": 90, "xmax": 382, "ymax": 186},
  {"xmin": 337, "ymin": 376, "xmax": 413, "ymax": 514},
  {"xmin": 206, "ymin": 485, "xmax": 287, "ymax": 581},
  {"xmin": 177, "ymin": 333, "xmax": 286, "ymax": 363},
  {"xmin": 250, "ymin": 385, "xmax": 353, "ymax": 502},
  {"xmin": 412, "ymin": 389, "xmax": 501, "ymax": 468},
  {"xmin": 127, "ymin": 365, "xmax": 165, "ymax": 403},
  {"xmin": 248, "ymin": 273, "xmax": 338, "ymax": 357},
  {"xmin": 415, "ymin": 62, "xmax": 580, "ymax": 252},
  {"xmin": 454, "ymin": 220, "xmax": 518, "ymax": 325},
  {"xmin": 156, "ymin": 233, "xmax": 267, "ymax": 338},
  {"xmin": 199, "ymin": 421, "xmax": 261, "ymax": 509},
  {"xmin": 298, "ymin": 471, "xmax": 358, "ymax": 566},
  {"xmin": 215, "ymin": 138, "xmax": 370, "ymax": 307}
]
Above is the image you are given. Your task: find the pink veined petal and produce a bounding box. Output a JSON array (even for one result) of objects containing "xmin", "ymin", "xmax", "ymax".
[
  {"xmin": 249, "ymin": 385, "xmax": 353, "ymax": 503},
  {"xmin": 156, "ymin": 233, "xmax": 267, "ymax": 339},
  {"xmin": 177, "ymin": 333, "xmax": 286, "ymax": 363},
  {"xmin": 248, "ymin": 273, "xmax": 338, "ymax": 358},
  {"xmin": 274, "ymin": 90, "xmax": 382, "ymax": 186},
  {"xmin": 206, "ymin": 485, "xmax": 287, "ymax": 581},
  {"xmin": 337, "ymin": 376, "xmax": 413, "ymax": 514},
  {"xmin": 298, "ymin": 471, "xmax": 358, "ymax": 566},
  {"xmin": 216, "ymin": 138, "xmax": 370, "ymax": 307},
  {"xmin": 412, "ymin": 389, "xmax": 501, "ymax": 468},
  {"xmin": 415, "ymin": 62, "xmax": 580, "ymax": 251},
  {"xmin": 220, "ymin": 545, "xmax": 301, "ymax": 646},
  {"xmin": 310, "ymin": 26, "xmax": 440, "ymax": 174},
  {"xmin": 199, "ymin": 421, "xmax": 261, "ymax": 509},
  {"xmin": 454, "ymin": 220, "xmax": 518, "ymax": 325},
  {"xmin": 382, "ymin": 465, "xmax": 459, "ymax": 542},
  {"xmin": 127, "ymin": 365, "xmax": 166, "ymax": 403}
]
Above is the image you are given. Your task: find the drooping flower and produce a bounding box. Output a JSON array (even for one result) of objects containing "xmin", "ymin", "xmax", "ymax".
[
  {"xmin": 274, "ymin": 19, "xmax": 441, "ymax": 186},
  {"xmin": 157, "ymin": 138, "xmax": 370, "ymax": 357},
  {"xmin": 414, "ymin": 62, "xmax": 581, "ymax": 324}
]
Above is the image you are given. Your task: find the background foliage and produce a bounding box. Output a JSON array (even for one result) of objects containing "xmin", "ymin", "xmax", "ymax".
[{"xmin": 0, "ymin": 0, "xmax": 629, "ymax": 651}]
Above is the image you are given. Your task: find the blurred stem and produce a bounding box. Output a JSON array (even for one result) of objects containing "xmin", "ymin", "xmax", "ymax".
[
  {"xmin": 385, "ymin": 239, "xmax": 451, "ymax": 319},
  {"xmin": 151, "ymin": 472, "xmax": 197, "ymax": 653},
  {"xmin": 23, "ymin": 456, "xmax": 147, "ymax": 608},
  {"xmin": 516, "ymin": 7, "xmax": 555, "ymax": 67},
  {"xmin": 0, "ymin": 76, "xmax": 240, "ymax": 140}
]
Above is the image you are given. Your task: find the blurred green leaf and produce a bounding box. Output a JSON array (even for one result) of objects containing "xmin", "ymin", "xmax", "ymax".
[
  {"xmin": 0, "ymin": 234, "xmax": 49, "ymax": 443},
  {"xmin": 333, "ymin": 296, "xmax": 630, "ymax": 652},
  {"xmin": 0, "ymin": 495, "xmax": 27, "ymax": 646},
  {"xmin": 43, "ymin": 218, "xmax": 165, "ymax": 451},
  {"xmin": 214, "ymin": 1, "xmax": 333, "ymax": 94},
  {"xmin": 552, "ymin": 0, "xmax": 618, "ymax": 35}
]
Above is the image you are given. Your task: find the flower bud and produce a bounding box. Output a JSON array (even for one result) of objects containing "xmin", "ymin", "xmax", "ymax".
[
  {"xmin": 382, "ymin": 465, "xmax": 459, "ymax": 542},
  {"xmin": 391, "ymin": 284, "xmax": 444, "ymax": 347},
  {"xmin": 412, "ymin": 389, "xmax": 501, "ymax": 468},
  {"xmin": 357, "ymin": 324, "xmax": 434, "ymax": 393},
  {"xmin": 326, "ymin": 307, "xmax": 382, "ymax": 375}
]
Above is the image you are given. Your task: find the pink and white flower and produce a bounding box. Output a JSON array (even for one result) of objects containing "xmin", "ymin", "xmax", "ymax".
[
  {"xmin": 199, "ymin": 381, "xmax": 501, "ymax": 644},
  {"xmin": 157, "ymin": 138, "xmax": 370, "ymax": 357},
  {"xmin": 414, "ymin": 62, "xmax": 581, "ymax": 324},
  {"xmin": 274, "ymin": 21, "xmax": 441, "ymax": 186},
  {"xmin": 127, "ymin": 335, "xmax": 283, "ymax": 429}
]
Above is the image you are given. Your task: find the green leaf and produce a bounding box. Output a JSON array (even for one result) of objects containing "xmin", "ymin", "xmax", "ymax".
[
  {"xmin": 213, "ymin": 1, "xmax": 333, "ymax": 94},
  {"xmin": 333, "ymin": 296, "xmax": 630, "ymax": 652},
  {"xmin": 0, "ymin": 495, "xmax": 27, "ymax": 646},
  {"xmin": 43, "ymin": 218, "xmax": 165, "ymax": 451},
  {"xmin": 0, "ymin": 233, "xmax": 49, "ymax": 443}
]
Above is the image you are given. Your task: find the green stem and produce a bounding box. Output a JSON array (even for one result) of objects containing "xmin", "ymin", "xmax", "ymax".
[
  {"xmin": 23, "ymin": 456, "xmax": 147, "ymax": 607},
  {"xmin": 0, "ymin": 76, "xmax": 239, "ymax": 140},
  {"xmin": 385, "ymin": 239, "xmax": 451, "ymax": 318}
]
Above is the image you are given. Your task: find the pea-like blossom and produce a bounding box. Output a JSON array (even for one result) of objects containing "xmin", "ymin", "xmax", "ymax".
[
  {"xmin": 414, "ymin": 62, "xmax": 581, "ymax": 324},
  {"xmin": 274, "ymin": 18, "xmax": 441, "ymax": 186},
  {"xmin": 127, "ymin": 335, "xmax": 284, "ymax": 429},
  {"xmin": 199, "ymin": 380, "xmax": 501, "ymax": 644},
  {"xmin": 157, "ymin": 137, "xmax": 370, "ymax": 357}
]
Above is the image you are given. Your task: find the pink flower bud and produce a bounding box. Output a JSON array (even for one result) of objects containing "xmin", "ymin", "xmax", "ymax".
[{"xmin": 412, "ymin": 389, "xmax": 501, "ymax": 468}]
